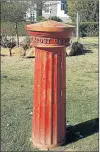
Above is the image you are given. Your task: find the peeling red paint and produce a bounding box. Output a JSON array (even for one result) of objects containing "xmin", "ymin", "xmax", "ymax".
[{"xmin": 26, "ymin": 20, "xmax": 74, "ymax": 150}]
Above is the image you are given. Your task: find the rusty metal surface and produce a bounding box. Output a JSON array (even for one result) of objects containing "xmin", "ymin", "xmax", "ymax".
[
  {"xmin": 33, "ymin": 48, "xmax": 66, "ymax": 146},
  {"xmin": 26, "ymin": 20, "xmax": 74, "ymax": 33}
]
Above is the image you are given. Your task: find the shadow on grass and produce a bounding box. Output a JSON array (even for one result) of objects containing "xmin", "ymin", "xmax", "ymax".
[
  {"xmin": 83, "ymin": 49, "xmax": 93, "ymax": 54},
  {"xmin": 63, "ymin": 118, "xmax": 99, "ymax": 145},
  {"xmin": 67, "ymin": 49, "xmax": 93, "ymax": 57}
]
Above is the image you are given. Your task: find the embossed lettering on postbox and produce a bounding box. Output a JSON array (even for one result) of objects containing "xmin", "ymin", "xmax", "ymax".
[{"xmin": 30, "ymin": 36, "xmax": 70, "ymax": 46}]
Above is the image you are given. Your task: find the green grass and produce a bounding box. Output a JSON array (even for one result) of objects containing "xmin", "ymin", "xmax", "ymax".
[
  {"xmin": 72, "ymin": 37, "xmax": 98, "ymax": 44},
  {"xmin": 1, "ymin": 37, "xmax": 98, "ymax": 151}
]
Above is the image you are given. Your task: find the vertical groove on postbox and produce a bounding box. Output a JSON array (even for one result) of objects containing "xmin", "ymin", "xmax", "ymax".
[
  {"xmin": 57, "ymin": 49, "xmax": 65, "ymax": 142},
  {"xmin": 39, "ymin": 50, "xmax": 47, "ymax": 144},
  {"xmin": 26, "ymin": 20, "xmax": 74, "ymax": 150},
  {"xmin": 33, "ymin": 49, "xmax": 41, "ymax": 143},
  {"xmin": 64, "ymin": 49, "xmax": 67, "ymax": 136},
  {"xmin": 53, "ymin": 51, "xmax": 57, "ymax": 144},
  {"xmin": 57, "ymin": 50, "xmax": 61, "ymax": 143},
  {"xmin": 45, "ymin": 51, "xmax": 53, "ymax": 145},
  {"xmin": 59, "ymin": 50, "xmax": 63, "ymax": 142},
  {"xmin": 62, "ymin": 49, "xmax": 66, "ymax": 140}
]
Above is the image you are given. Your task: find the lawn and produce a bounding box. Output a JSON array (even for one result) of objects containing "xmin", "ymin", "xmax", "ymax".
[
  {"xmin": 72, "ymin": 37, "xmax": 98, "ymax": 44},
  {"xmin": 1, "ymin": 37, "xmax": 98, "ymax": 151}
]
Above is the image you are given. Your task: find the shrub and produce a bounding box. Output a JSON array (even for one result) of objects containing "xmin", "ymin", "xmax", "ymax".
[
  {"xmin": 37, "ymin": 16, "xmax": 46, "ymax": 22},
  {"xmin": 48, "ymin": 16, "xmax": 63, "ymax": 22},
  {"xmin": 68, "ymin": 22, "xmax": 99, "ymax": 37},
  {"xmin": 69, "ymin": 42, "xmax": 84, "ymax": 56},
  {"xmin": 20, "ymin": 36, "xmax": 31, "ymax": 51},
  {"xmin": 79, "ymin": 22, "xmax": 99, "ymax": 37}
]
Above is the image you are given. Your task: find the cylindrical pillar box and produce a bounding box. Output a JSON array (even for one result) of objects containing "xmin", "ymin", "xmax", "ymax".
[{"xmin": 26, "ymin": 20, "xmax": 74, "ymax": 150}]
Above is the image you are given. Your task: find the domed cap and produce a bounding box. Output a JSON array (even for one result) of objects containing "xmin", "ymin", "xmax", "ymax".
[{"xmin": 26, "ymin": 20, "xmax": 75, "ymax": 33}]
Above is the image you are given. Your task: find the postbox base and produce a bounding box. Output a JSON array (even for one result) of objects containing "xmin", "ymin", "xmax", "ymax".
[{"xmin": 32, "ymin": 138, "xmax": 66, "ymax": 150}]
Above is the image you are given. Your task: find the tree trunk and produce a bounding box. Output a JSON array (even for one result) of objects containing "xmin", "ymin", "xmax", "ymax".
[
  {"xmin": 9, "ymin": 48, "xmax": 12, "ymax": 56},
  {"xmin": 15, "ymin": 22, "xmax": 19, "ymax": 46}
]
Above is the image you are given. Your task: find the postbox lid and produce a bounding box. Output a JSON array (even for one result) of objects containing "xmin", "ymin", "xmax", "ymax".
[{"xmin": 26, "ymin": 20, "xmax": 75, "ymax": 32}]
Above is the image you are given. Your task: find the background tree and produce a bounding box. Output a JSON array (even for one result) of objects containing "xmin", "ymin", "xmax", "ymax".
[
  {"xmin": 67, "ymin": 0, "xmax": 99, "ymax": 22},
  {"xmin": 67, "ymin": 0, "xmax": 99, "ymax": 37},
  {"xmin": 1, "ymin": 1, "xmax": 29, "ymax": 46}
]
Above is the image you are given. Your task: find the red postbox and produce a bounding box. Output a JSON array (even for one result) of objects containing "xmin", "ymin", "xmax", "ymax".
[{"xmin": 26, "ymin": 20, "xmax": 74, "ymax": 150}]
